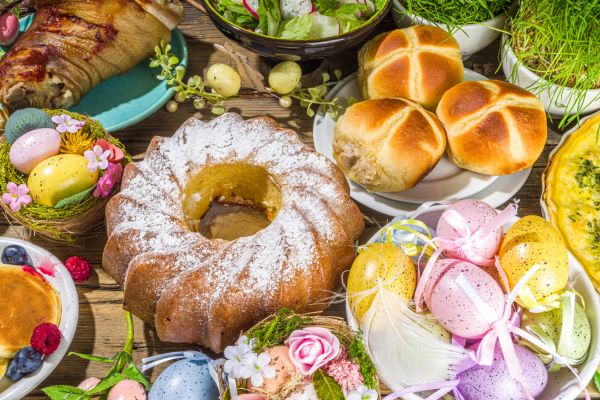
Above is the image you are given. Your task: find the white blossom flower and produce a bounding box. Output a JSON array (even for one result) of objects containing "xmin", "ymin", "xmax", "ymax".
[
  {"xmin": 245, "ymin": 352, "xmax": 275, "ymax": 387},
  {"xmin": 345, "ymin": 384, "xmax": 378, "ymax": 400},
  {"xmin": 223, "ymin": 336, "xmax": 253, "ymax": 378}
]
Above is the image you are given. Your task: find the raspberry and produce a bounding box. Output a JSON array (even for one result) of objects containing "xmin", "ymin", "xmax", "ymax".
[
  {"xmin": 30, "ymin": 323, "xmax": 61, "ymax": 355},
  {"xmin": 65, "ymin": 256, "xmax": 92, "ymax": 283}
]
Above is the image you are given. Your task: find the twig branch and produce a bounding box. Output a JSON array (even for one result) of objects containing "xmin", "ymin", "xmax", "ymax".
[{"xmin": 183, "ymin": 0, "xmax": 206, "ymax": 13}]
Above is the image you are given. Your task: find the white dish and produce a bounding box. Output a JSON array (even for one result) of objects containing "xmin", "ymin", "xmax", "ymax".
[
  {"xmin": 314, "ymin": 70, "xmax": 531, "ymax": 215},
  {"xmin": 0, "ymin": 238, "xmax": 79, "ymax": 400},
  {"xmin": 501, "ymin": 34, "xmax": 600, "ymax": 118},
  {"xmin": 392, "ymin": 2, "xmax": 506, "ymax": 60},
  {"xmin": 346, "ymin": 205, "xmax": 600, "ymax": 400}
]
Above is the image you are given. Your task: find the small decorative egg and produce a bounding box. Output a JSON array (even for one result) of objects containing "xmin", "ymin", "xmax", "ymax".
[
  {"xmin": 249, "ymin": 346, "xmax": 296, "ymax": 393},
  {"xmin": 423, "ymin": 258, "xmax": 464, "ymax": 307},
  {"xmin": 347, "ymin": 243, "xmax": 416, "ymax": 321},
  {"xmin": 28, "ymin": 154, "xmax": 98, "ymax": 207},
  {"xmin": 107, "ymin": 379, "xmax": 146, "ymax": 400},
  {"xmin": 9, "ymin": 128, "xmax": 61, "ymax": 174},
  {"xmin": 287, "ymin": 382, "xmax": 319, "ymax": 400},
  {"xmin": 436, "ymin": 200, "xmax": 503, "ymax": 261},
  {"xmin": 521, "ymin": 302, "xmax": 591, "ymax": 364},
  {"xmin": 5, "ymin": 108, "xmax": 54, "ymax": 145},
  {"xmin": 457, "ymin": 343, "xmax": 548, "ymax": 400},
  {"xmin": 0, "ymin": 13, "xmax": 19, "ymax": 46},
  {"xmin": 148, "ymin": 359, "xmax": 220, "ymax": 400},
  {"xmin": 77, "ymin": 377, "xmax": 101, "ymax": 392},
  {"xmin": 499, "ymin": 216, "xmax": 569, "ymax": 300},
  {"xmin": 429, "ymin": 261, "xmax": 505, "ymax": 338},
  {"xmin": 415, "ymin": 310, "xmax": 451, "ymax": 343},
  {"xmin": 239, "ymin": 394, "xmax": 266, "ymax": 400}
]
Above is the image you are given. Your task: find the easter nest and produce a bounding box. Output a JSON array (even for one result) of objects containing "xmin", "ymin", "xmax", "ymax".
[
  {"xmin": 222, "ymin": 309, "xmax": 382, "ymax": 400},
  {"xmin": 0, "ymin": 110, "xmax": 131, "ymax": 244}
]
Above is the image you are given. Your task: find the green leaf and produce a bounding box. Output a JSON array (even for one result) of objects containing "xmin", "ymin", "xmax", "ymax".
[
  {"xmin": 347, "ymin": 96, "xmax": 357, "ymax": 107},
  {"xmin": 308, "ymin": 87, "xmax": 319, "ymax": 99},
  {"xmin": 69, "ymin": 351, "xmax": 119, "ymax": 363},
  {"xmin": 300, "ymin": 99, "xmax": 311, "ymax": 107},
  {"xmin": 312, "ymin": 369, "xmax": 345, "ymax": 400},
  {"xmin": 169, "ymin": 56, "xmax": 179, "ymax": 65},
  {"xmin": 322, "ymin": 73, "xmax": 330, "ymax": 83},
  {"xmin": 277, "ymin": 14, "xmax": 313, "ymax": 40},
  {"xmin": 122, "ymin": 364, "xmax": 151, "ymax": 390},
  {"xmin": 86, "ymin": 373, "xmax": 126, "ymax": 394},
  {"xmin": 595, "ymin": 371, "xmax": 600, "ymax": 392},
  {"xmin": 307, "ymin": 107, "xmax": 315, "ymax": 117},
  {"xmin": 212, "ymin": 106, "xmax": 225, "ymax": 115},
  {"xmin": 317, "ymin": 85, "xmax": 327, "ymax": 97},
  {"xmin": 313, "ymin": 0, "xmax": 339, "ymax": 13},
  {"xmin": 42, "ymin": 385, "xmax": 89, "ymax": 400},
  {"xmin": 258, "ymin": 0, "xmax": 281, "ymax": 36},
  {"xmin": 223, "ymin": 387, "xmax": 249, "ymax": 400},
  {"xmin": 334, "ymin": 70, "xmax": 342, "ymax": 80},
  {"xmin": 54, "ymin": 184, "xmax": 97, "ymax": 209}
]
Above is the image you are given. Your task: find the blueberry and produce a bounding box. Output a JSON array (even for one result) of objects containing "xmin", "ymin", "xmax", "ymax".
[
  {"xmin": 14, "ymin": 347, "xmax": 42, "ymax": 373},
  {"xmin": 6, "ymin": 359, "xmax": 24, "ymax": 381},
  {"xmin": 1, "ymin": 245, "xmax": 29, "ymax": 265}
]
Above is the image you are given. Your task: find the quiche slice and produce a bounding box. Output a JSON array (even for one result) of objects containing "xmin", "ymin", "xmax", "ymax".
[{"xmin": 544, "ymin": 113, "xmax": 600, "ymax": 290}]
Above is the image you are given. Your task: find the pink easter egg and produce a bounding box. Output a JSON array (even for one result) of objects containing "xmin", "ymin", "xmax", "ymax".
[
  {"xmin": 436, "ymin": 200, "xmax": 503, "ymax": 261},
  {"xmin": 249, "ymin": 346, "xmax": 296, "ymax": 393},
  {"xmin": 0, "ymin": 13, "xmax": 19, "ymax": 46},
  {"xmin": 239, "ymin": 395, "xmax": 266, "ymax": 400},
  {"xmin": 287, "ymin": 382, "xmax": 319, "ymax": 400},
  {"xmin": 457, "ymin": 343, "xmax": 548, "ymax": 400},
  {"xmin": 423, "ymin": 258, "xmax": 464, "ymax": 307},
  {"xmin": 9, "ymin": 128, "xmax": 61, "ymax": 174},
  {"xmin": 107, "ymin": 379, "xmax": 146, "ymax": 400},
  {"xmin": 429, "ymin": 261, "xmax": 504, "ymax": 338},
  {"xmin": 77, "ymin": 377, "xmax": 101, "ymax": 392}
]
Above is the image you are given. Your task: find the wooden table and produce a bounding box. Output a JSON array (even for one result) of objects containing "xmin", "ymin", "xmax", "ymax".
[{"xmin": 4, "ymin": 4, "xmax": 597, "ymax": 398}]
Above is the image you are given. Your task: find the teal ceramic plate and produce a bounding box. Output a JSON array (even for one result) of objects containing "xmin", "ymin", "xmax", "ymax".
[{"xmin": 1, "ymin": 15, "xmax": 188, "ymax": 132}]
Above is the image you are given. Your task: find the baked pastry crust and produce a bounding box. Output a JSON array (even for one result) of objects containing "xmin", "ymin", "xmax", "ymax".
[{"xmin": 102, "ymin": 113, "xmax": 364, "ymax": 352}]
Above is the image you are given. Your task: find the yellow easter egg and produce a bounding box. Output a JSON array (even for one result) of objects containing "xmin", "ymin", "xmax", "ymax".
[
  {"xmin": 499, "ymin": 216, "xmax": 569, "ymax": 300},
  {"xmin": 28, "ymin": 154, "xmax": 98, "ymax": 207},
  {"xmin": 347, "ymin": 243, "xmax": 416, "ymax": 322}
]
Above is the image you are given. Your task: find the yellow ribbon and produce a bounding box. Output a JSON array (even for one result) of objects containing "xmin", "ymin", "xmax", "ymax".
[
  {"xmin": 515, "ymin": 286, "xmax": 585, "ymax": 313},
  {"xmin": 358, "ymin": 218, "xmax": 437, "ymax": 259}
]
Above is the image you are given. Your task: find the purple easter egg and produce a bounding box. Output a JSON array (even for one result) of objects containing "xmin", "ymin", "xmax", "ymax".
[
  {"xmin": 436, "ymin": 200, "xmax": 503, "ymax": 261},
  {"xmin": 457, "ymin": 343, "xmax": 548, "ymax": 400},
  {"xmin": 429, "ymin": 261, "xmax": 504, "ymax": 338}
]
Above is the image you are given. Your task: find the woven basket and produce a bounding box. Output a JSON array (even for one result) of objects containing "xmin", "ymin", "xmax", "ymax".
[
  {"xmin": 0, "ymin": 110, "xmax": 130, "ymax": 244},
  {"xmin": 224, "ymin": 311, "xmax": 382, "ymax": 400}
]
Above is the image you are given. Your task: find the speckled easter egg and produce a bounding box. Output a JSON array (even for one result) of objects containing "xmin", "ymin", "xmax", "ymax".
[
  {"xmin": 457, "ymin": 343, "xmax": 548, "ymax": 400},
  {"xmin": 429, "ymin": 261, "xmax": 505, "ymax": 338},
  {"xmin": 348, "ymin": 243, "xmax": 416, "ymax": 321},
  {"xmin": 415, "ymin": 310, "xmax": 451, "ymax": 342},
  {"xmin": 499, "ymin": 216, "xmax": 569, "ymax": 300},
  {"xmin": 9, "ymin": 128, "xmax": 61, "ymax": 174},
  {"xmin": 521, "ymin": 302, "xmax": 591, "ymax": 363},
  {"xmin": 436, "ymin": 200, "xmax": 503, "ymax": 261},
  {"xmin": 107, "ymin": 379, "xmax": 146, "ymax": 400},
  {"xmin": 77, "ymin": 377, "xmax": 101, "ymax": 392},
  {"xmin": 249, "ymin": 346, "xmax": 296, "ymax": 393},
  {"xmin": 148, "ymin": 359, "xmax": 220, "ymax": 400},
  {"xmin": 423, "ymin": 258, "xmax": 464, "ymax": 307},
  {"xmin": 28, "ymin": 154, "xmax": 98, "ymax": 207},
  {"xmin": 5, "ymin": 108, "xmax": 54, "ymax": 145},
  {"xmin": 287, "ymin": 382, "xmax": 319, "ymax": 400}
]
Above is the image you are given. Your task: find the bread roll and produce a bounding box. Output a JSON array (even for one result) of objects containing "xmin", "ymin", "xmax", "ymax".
[
  {"xmin": 333, "ymin": 98, "xmax": 446, "ymax": 193},
  {"xmin": 436, "ymin": 80, "xmax": 547, "ymax": 176},
  {"xmin": 357, "ymin": 26, "xmax": 464, "ymax": 111}
]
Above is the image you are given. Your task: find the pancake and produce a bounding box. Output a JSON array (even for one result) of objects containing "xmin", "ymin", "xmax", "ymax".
[
  {"xmin": 0, "ymin": 265, "xmax": 60, "ymax": 358},
  {"xmin": 0, "ymin": 358, "xmax": 7, "ymax": 380}
]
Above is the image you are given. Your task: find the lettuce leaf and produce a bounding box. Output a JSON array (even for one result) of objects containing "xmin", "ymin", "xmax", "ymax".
[
  {"xmin": 257, "ymin": 0, "xmax": 282, "ymax": 36},
  {"xmin": 313, "ymin": 0, "xmax": 339, "ymax": 12},
  {"xmin": 338, "ymin": 13, "xmax": 366, "ymax": 33},
  {"xmin": 217, "ymin": 0, "xmax": 253, "ymax": 15},
  {"xmin": 320, "ymin": 2, "xmax": 366, "ymax": 17},
  {"xmin": 223, "ymin": 10, "xmax": 259, "ymax": 28},
  {"xmin": 277, "ymin": 14, "xmax": 313, "ymax": 39}
]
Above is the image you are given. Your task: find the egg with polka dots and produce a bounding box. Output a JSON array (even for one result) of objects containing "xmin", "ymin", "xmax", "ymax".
[
  {"xmin": 499, "ymin": 216, "xmax": 569, "ymax": 300},
  {"xmin": 457, "ymin": 343, "xmax": 548, "ymax": 400},
  {"xmin": 428, "ymin": 260, "xmax": 505, "ymax": 339},
  {"xmin": 148, "ymin": 359, "xmax": 221, "ymax": 400},
  {"xmin": 436, "ymin": 200, "xmax": 503, "ymax": 261}
]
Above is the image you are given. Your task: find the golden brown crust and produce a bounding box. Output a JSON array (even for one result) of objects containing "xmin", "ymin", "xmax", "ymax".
[{"xmin": 437, "ymin": 80, "xmax": 546, "ymax": 175}]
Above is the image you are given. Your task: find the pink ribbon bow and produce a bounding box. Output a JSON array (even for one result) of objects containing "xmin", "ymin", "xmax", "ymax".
[{"xmin": 413, "ymin": 203, "xmax": 518, "ymax": 312}]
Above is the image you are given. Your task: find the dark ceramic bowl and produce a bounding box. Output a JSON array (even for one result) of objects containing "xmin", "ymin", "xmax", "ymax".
[{"xmin": 201, "ymin": 0, "xmax": 392, "ymax": 62}]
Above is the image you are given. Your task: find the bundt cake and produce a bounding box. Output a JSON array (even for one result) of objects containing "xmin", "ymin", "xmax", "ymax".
[{"xmin": 102, "ymin": 113, "xmax": 364, "ymax": 352}]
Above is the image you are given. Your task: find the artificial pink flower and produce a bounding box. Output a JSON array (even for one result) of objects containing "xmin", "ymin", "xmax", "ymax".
[
  {"xmin": 51, "ymin": 114, "xmax": 85, "ymax": 133},
  {"xmin": 326, "ymin": 359, "xmax": 363, "ymax": 391},
  {"xmin": 2, "ymin": 182, "xmax": 32, "ymax": 212},
  {"xmin": 285, "ymin": 327, "xmax": 340, "ymax": 376},
  {"xmin": 93, "ymin": 163, "xmax": 122, "ymax": 198},
  {"xmin": 93, "ymin": 174, "xmax": 111, "ymax": 198},
  {"xmin": 84, "ymin": 145, "xmax": 111, "ymax": 172},
  {"xmin": 93, "ymin": 139, "xmax": 124, "ymax": 163}
]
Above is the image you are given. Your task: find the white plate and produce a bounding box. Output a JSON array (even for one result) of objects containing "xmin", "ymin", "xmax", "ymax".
[
  {"xmin": 314, "ymin": 69, "xmax": 499, "ymax": 204},
  {"xmin": 0, "ymin": 238, "xmax": 79, "ymax": 400},
  {"xmin": 346, "ymin": 206, "xmax": 600, "ymax": 400}
]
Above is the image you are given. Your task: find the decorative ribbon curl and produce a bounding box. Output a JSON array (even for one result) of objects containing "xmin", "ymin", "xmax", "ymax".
[{"xmin": 414, "ymin": 203, "xmax": 518, "ymax": 312}]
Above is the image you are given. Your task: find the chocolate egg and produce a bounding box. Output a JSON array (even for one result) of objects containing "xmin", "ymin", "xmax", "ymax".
[
  {"xmin": 249, "ymin": 346, "xmax": 296, "ymax": 393},
  {"xmin": 9, "ymin": 128, "xmax": 61, "ymax": 174},
  {"xmin": 28, "ymin": 154, "xmax": 98, "ymax": 207},
  {"xmin": 429, "ymin": 261, "xmax": 505, "ymax": 338},
  {"xmin": 287, "ymin": 382, "xmax": 319, "ymax": 400},
  {"xmin": 499, "ymin": 216, "xmax": 569, "ymax": 300},
  {"xmin": 457, "ymin": 343, "xmax": 548, "ymax": 400},
  {"xmin": 436, "ymin": 200, "xmax": 502, "ymax": 261}
]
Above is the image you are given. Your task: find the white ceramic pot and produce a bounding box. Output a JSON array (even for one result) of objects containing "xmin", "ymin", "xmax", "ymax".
[
  {"xmin": 392, "ymin": 1, "xmax": 506, "ymax": 60},
  {"xmin": 346, "ymin": 206, "xmax": 600, "ymax": 400},
  {"xmin": 501, "ymin": 34, "xmax": 600, "ymax": 118}
]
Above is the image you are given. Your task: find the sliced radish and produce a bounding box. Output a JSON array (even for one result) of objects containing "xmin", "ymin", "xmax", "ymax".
[
  {"xmin": 364, "ymin": 0, "xmax": 375, "ymax": 17},
  {"xmin": 308, "ymin": 11, "xmax": 340, "ymax": 39},
  {"xmin": 243, "ymin": 0, "xmax": 260, "ymax": 18},
  {"xmin": 280, "ymin": 0, "xmax": 314, "ymax": 20}
]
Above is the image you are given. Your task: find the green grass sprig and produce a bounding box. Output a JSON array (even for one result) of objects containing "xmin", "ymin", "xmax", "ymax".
[{"xmin": 246, "ymin": 308, "xmax": 312, "ymax": 354}]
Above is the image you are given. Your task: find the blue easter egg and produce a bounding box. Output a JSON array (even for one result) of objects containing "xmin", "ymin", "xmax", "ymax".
[
  {"xmin": 5, "ymin": 109, "xmax": 54, "ymax": 145},
  {"xmin": 148, "ymin": 359, "xmax": 221, "ymax": 400}
]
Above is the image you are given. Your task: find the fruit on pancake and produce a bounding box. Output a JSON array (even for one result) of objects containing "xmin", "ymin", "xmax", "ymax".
[
  {"xmin": 6, "ymin": 359, "xmax": 23, "ymax": 381},
  {"xmin": 13, "ymin": 346, "xmax": 42, "ymax": 374},
  {"xmin": 30, "ymin": 323, "xmax": 61, "ymax": 355},
  {"xmin": 1, "ymin": 245, "xmax": 28, "ymax": 265}
]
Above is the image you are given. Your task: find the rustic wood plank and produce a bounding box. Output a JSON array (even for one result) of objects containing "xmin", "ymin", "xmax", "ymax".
[{"xmin": 1, "ymin": 3, "xmax": 598, "ymax": 398}]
